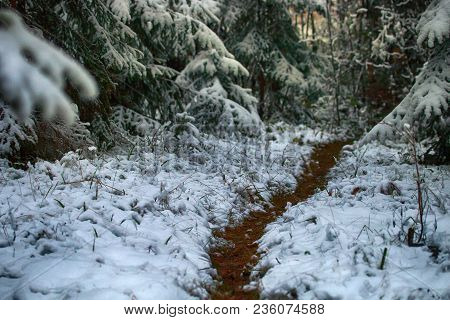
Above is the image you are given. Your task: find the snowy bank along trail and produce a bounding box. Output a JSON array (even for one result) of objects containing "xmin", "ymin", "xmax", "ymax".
[
  {"xmin": 0, "ymin": 124, "xmax": 332, "ymax": 299},
  {"xmin": 255, "ymin": 142, "xmax": 450, "ymax": 299},
  {"xmin": 210, "ymin": 141, "xmax": 347, "ymax": 299}
]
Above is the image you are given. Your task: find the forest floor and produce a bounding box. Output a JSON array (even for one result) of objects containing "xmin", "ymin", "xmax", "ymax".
[
  {"xmin": 0, "ymin": 124, "xmax": 330, "ymax": 299},
  {"xmin": 0, "ymin": 124, "xmax": 449, "ymax": 300}
]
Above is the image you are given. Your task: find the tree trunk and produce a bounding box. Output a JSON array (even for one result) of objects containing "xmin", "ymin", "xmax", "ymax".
[
  {"xmin": 326, "ymin": 0, "xmax": 341, "ymax": 126},
  {"xmin": 305, "ymin": 9, "xmax": 310, "ymax": 37},
  {"xmin": 311, "ymin": 12, "xmax": 316, "ymax": 40},
  {"xmin": 258, "ymin": 71, "xmax": 266, "ymax": 118}
]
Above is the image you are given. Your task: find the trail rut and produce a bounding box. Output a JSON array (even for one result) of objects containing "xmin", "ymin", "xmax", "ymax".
[{"xmin": 209, "ymin": 141, "xmax": 347, "ymax": 299}]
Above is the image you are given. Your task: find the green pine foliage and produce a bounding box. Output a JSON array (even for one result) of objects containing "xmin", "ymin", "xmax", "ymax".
[
  {"xmin": 364, "ymin": 0, "xmax": 449, "ymax": 163},
  {"xmin": 0, "ymin": 0, "xmax": 263, "ymax": 151},
  {"xmin": 0, "ymin": 0, "xmax": 448, "ymax": 162},
  {"xmin": 219, "ymin": 0, "xmax": 311, "ymax": 121}
]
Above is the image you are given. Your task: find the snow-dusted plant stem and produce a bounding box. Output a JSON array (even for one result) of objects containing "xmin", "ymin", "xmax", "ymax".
[
  {"xmin": 402, "ymin": 124, "xmax": 425, "ymax": 245},
  {"xmin": 375, "ymin": 121, "xmax": 428, "ymax": 245}
]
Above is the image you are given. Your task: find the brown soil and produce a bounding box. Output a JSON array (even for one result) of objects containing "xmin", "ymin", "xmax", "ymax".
[{"xmin": 209, "ymin": 141, "xmax": 347, "ymax": 300}]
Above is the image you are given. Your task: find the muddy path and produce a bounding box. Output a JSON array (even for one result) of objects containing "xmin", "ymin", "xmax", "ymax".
[{"xmin": 209, "ymin": 141, "xmax": 347, "ymax": 299}]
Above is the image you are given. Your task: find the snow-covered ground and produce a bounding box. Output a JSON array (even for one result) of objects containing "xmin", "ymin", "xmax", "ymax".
[
  {"xmin": 0, "ymin": 125, "xmax": 330, "ymax": 299},
  {"xmin": 255, "ymin": 142, "xmax": 450, "ymax": 299}
]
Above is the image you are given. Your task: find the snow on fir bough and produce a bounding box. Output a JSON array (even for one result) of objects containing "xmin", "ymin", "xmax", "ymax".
[
  {"xmin": 0, "ymin": 10, "xmax": 98, "ymax": 124},
  {"xmin": 363, "ymin": 0, "xmax": 449, "ymax": 145}
]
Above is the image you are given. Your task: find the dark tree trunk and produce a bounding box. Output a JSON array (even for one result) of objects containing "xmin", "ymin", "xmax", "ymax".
[
  {"xmin": 10, "ymin": 0, "xmax": 26, "ymax": 14},
  {"xmin": 258, "ymin": 71, "xmax": 266, "ymax": 118}
]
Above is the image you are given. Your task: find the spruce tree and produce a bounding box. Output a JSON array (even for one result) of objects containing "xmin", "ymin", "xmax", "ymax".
[
  {"xmin": 176, "ymin": 49, "xmax": 261, "ymax": 136},
  {"xmin": 364, "ymin": 0, "xmax": 449, "ymax": 163},
  {"xmin": 1, "ymin": 1, "xmax": 261, "ymax": 143},
  {"xmin": 220, "ymin": 0, "xmax": 313, "ymax": 122}
]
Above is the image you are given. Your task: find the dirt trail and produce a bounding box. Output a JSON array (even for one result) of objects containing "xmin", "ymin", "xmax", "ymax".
[{"xmin": 209, "ymin": 141, "xmax": 347, "ymax": 299}]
